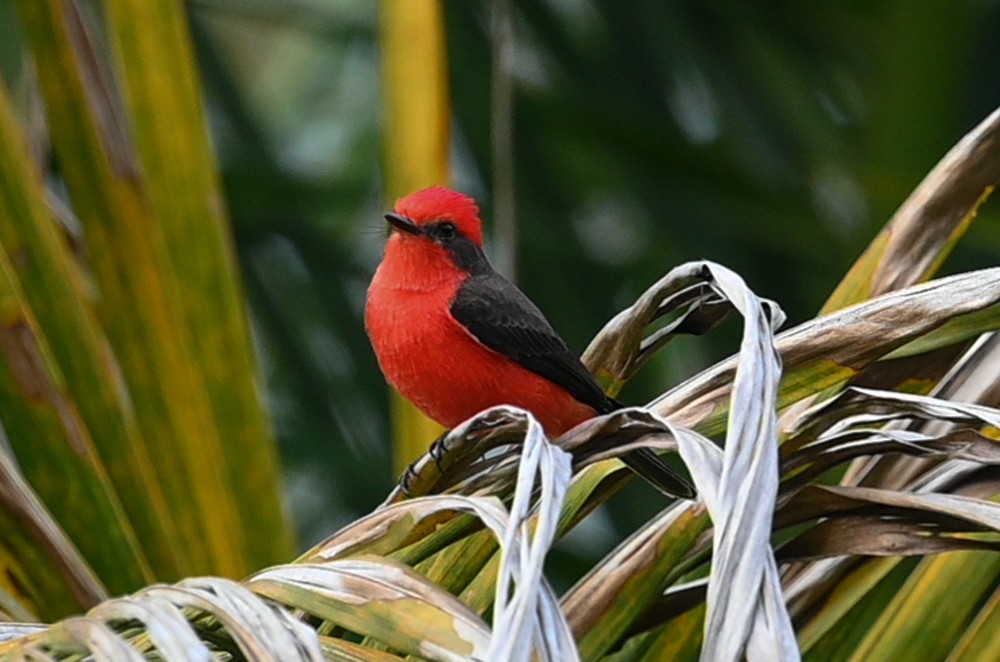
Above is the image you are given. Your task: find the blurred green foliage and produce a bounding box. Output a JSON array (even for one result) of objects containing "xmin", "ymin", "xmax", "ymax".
[{"xmin": 12, "ymin": 0, "xmax": 989, "ymax": 553}]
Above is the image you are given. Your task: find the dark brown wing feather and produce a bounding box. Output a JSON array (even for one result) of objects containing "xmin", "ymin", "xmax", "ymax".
[
  {"xmin": 450, "ymin": 272, "xmax": 617, "ymax": 414},
  {"xmin": 451, "ymin": 270, "xmax": 695, "ymax": 499}
]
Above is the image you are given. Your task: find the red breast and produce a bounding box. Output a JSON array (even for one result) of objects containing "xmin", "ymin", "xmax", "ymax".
[{"xmin": 365, "ymin": 187, "xmax": 595, "ymax": 435}]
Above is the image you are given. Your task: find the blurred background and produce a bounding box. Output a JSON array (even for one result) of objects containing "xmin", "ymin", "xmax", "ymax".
[
  {"xmin": 197, "ymin": 0, "xmax": 1000, "ymax": 551},
  {"xmin": 5, "ymin": 0, "xmax": 999, "ymax": 578}
]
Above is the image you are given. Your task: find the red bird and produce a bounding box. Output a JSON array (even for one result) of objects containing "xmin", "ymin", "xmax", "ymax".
[{"xmin": 366, "ymin": 186, "xmax": 693, "ymax": 498}]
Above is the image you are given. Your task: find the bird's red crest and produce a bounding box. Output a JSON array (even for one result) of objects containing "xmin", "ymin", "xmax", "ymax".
[{"xmin": 394, "ymin": 186, "xmax": 484, "ymax": 247}]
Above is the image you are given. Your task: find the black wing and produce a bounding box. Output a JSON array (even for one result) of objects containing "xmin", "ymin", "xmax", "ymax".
[
  {"xmin": 451, "ymin": 268, "xmax": 696, "ymax": 500},
  {"xmin": 450, "ymin": 271, "xmax": 617, "ymax": 414}
]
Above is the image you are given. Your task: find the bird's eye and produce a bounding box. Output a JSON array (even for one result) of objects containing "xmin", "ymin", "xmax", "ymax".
[{"xmin": 433, "ymin": 222, "xmax": 458, "ymax": 242}]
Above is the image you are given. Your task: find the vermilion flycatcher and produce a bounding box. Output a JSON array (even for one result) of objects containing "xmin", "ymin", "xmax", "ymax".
[{"xmin": 366, "ymin": 186, "xmax": 693, "ymax": 498}]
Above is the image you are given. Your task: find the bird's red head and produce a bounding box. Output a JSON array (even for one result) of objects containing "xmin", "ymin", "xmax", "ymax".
[{"xmin": 389, "ymin": 186, "xmax": 484, "ymax": 248}]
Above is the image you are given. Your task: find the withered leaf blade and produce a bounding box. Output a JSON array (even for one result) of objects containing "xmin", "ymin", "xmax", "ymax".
[
  {"xmin": 665, "ymin": 264, "xmax": 795, "ymax": 662},
  {"xmin": 777, "ymin": 484, "xmax": 1000, "ymax": 534},
  {"xmin": 583, "ymin": 262, "xmax": 771, "ymax": 388},
  {"xmin": 782, "ymin": 428, "xmax": 1000, "ymax": 492},
  {"xmin": 778, "ymin": 517, "xmax": 1000, "ymax": 563}
]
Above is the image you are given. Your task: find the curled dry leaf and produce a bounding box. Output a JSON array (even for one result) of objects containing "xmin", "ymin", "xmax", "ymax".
[
  {"xmin": 51, "ymin": 617, "xmax": 146, "ymax": 661},
  {"xmin": 840, "ymin": 333, "xmax": 1000, "ymax": 493},
  {"xmin": 250, "ymin": 558, "xmax": 489, "ymax": 662},
  {"xmin": 782, "ymin": 428, "xmax": 1000, "ymax": 493},
  {"xmin": 0, "ymin": 577, "xmax": 324, "ymax": 661},
  {"xmin": 783, "ymin": 385, "xmax": 1000, "ymax": 494},
  {"xmin": 489, "ymin": 412, "xmax": 579, "ymax": 662},
  {"xmin": 566, "ymin": 262, "xmax": 797, "ymax": 661},
  {"xmin": 385, "ymin": 403, "xmax": 692, "ymax": 515},
  {"xmin": 140, "ymin": 578, "xmax": 323, "ymax": 662},
  {"xmin": 555, "ymin": 407, "xmax": 684, "ymax": 466},
  {"xmin": 656, "ymin": 267, "xmax": 1000, "ymax": 434},
  {"xmin": 582, "ymin": 262, "xmax": 746, "ymax": 388},
  {"xmin": 788, "ymin": 386, "xmax": 1000, "ymax": 444},
  {"xmin": 87, "ymin": 596, "xmax": 212, "ymax": 661},
  {"xmin": 386, "ymin": 406, "xmax": 530, "ymax": 501},
  {"xmin": 665, "ymin": 264, "xmax": 795, "ymax": 662},
  {"xmin": 298, "ymin": 413, "xmax": 580, "ymax": 661}
]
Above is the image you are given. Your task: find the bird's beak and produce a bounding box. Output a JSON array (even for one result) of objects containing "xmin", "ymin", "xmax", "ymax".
[{"xmin": 384, "ymin": 212, "xmax": 422, "ymax": 236}]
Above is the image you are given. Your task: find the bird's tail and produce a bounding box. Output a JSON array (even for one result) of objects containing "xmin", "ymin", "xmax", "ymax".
[
  {"xmin": 599, "ymin": 397, "xmax": 695, "ymax": 498},
  {"xmin": 621, "ymin": 448, "xmax": 696, "ymax": 499}
]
